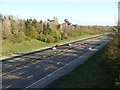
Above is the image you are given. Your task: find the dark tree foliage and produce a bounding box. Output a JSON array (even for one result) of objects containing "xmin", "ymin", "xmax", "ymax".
[
  {"xmin": 1, "ymin": 14, "xmax": 111, "ymax": 43},
  {"xmin": 64, "ymin": 19, "xmax": 71, "ymax": 25}
]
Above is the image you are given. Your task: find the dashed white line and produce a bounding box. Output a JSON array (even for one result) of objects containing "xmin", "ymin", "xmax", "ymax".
[
  {"xmin": 57, "ymin": 62, "xmax": 60, "ymax": 64},
  {"xmin": 1, "ymin": 60, "xmax": 43, "ymax": 76},
  {"xmin": 45, "ymin": 67, "xmax": 49, "ymax": 70},
  {"xmin": 1, "ymin": 34, "xmax": 106, "ymax": 77},
  {"xmin": 23, "ymin": 34, "xmax": 110, "ymax": 89},
  {"xmin": 36, "ymin": 65, "xmax": 41, "ymax": 68},
  {"xmin": 24, "ymin": 66, "xmax": 28, "ymax": 68},
  {"xmin": 8, "ymin": 65, "xmax": 12, "ymax": 67},
  {"xmin": 24, "ymin": 54, "xmax": 84, "ymax": 89},
  {"xmin": 27, "ymin": 75, "xmax": 34, "ymax": 79},
  {"xmin": 18, "ymin": 72, "xmax": 24, "ymax": 75},
  {"xmin": 48, "ymin": 60, "xmax": 53, "ymax": 62}
]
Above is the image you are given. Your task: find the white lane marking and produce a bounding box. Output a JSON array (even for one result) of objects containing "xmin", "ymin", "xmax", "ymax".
[
  {"xmin": 36, "ymin": 65, "xmax": 41, "ymax": 68},
  {"xmin": 24, "ymin": 35, "xmax": 109, "ymax": 89},
  {"xmin": 47, "ymin": 74, "xmax": 51, "ymax": 76},
  {"xmin": 5, "ymin": 85, "xmax": 12, "ymax": 88},
  {"xmin": 24, "ymin": 66, "xmax": 28, "ymax": 68},
  {"xmin": 57, "ymin": 62, "xmax": 60, "ymax": 64},
  {"xmin": 27, "ymin": 75, "xmax": 34, "ymax": 79},
  {"xmin": 45, "ymin": 67, "xmax": 49, "ymax": 70},
  {"xmin": 1, "ymin": 34, "xmax": 108, "ymax": 77},
  {"xmin": 1, "ymin": 60, "xmax": 42, "ymax": 76},
  {"xmin": 8, "ymin": 65, "xmax": 12, "ymax": 67},
  {"xmin": 18, "ymin": 72, "xmax": 24, "ymax": 75},
  {"xmin": 24, "ymin": 54, "xmax": 84, "ymax": 89},
  {"xmin": 48, "ymin": 60, "xmax": 53, "ymax": 62}
]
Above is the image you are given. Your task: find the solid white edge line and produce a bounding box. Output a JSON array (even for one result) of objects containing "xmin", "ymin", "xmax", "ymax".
[
  {"xmin": 5, "ymin": 85, "xmax": 12, "ymax": 89},
  {"xmin": 24, "ymin": 51, "xmax": 91, "ymax": 89},
  {"xmin": 24, "ymin": 40, "xmax": 109, "ymax": 89},
  {"xmin": 1, "ymin": 34, "xmax": 109, "ymax": 76}
]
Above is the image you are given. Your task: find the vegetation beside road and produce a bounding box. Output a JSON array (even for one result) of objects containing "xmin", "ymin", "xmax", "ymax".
[
  {"xmin": 1, "ymin": 14, "xmax": 111, "ymax": 56},
  {"xmin": 51, "ymin": 30, "xmax": 120, "ymax": 88},
  {"xmin": 51, "ymin": 45, "xmax": 116, "ymax": 88},
  {"xmin": 2, "ymin": 34, "xmax": 99, "ymax": 56},
  {"xmin": 104, "ymin": 32, "xmax": 120, "ymax": 88}
]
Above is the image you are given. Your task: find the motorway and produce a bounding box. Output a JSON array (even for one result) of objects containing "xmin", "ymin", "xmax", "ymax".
[{"xmin": 1, "ymin": 34, "xmax": 111, "ymax": 89}]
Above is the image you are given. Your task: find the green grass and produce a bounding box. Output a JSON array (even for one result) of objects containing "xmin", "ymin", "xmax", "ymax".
[
  {"xmin": 2, "ymin": 34, "xmax": 100, "ymax": 56},
  {"xmin": 51, "ymin": 46, "xmax": 115, "ymax": 88}
]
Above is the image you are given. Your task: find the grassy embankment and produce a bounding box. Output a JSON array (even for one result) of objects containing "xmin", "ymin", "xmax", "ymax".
[
  {"xmin": 51, "ymin": 45, "xmax": 116, "ymax": 88},
  {"xmin": 2, "ymin": 34, "xmax": 100, "ymax": 56}
]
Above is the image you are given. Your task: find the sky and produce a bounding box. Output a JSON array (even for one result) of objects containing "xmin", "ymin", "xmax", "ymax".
[{"xmin": 0, "ymin": 0, "xmax": 119, "ymax": 26}]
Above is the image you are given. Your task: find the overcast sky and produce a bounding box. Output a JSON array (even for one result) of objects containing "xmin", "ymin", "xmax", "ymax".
[{"xmin": 0, "ymin": 0, "xmax": 119, "ymax": 26}]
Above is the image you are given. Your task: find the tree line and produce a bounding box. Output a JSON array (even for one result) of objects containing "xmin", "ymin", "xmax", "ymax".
[{"xmin": 0, "ymin": 14, "xmax": 111, "ymax": 43}]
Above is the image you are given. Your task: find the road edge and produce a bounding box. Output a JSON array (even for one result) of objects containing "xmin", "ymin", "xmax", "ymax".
[
  {"xmin": 1, "ymin": 33, "xmax": 108, "ymax": 61},
  {"xmin": 24, "ymin": 39, "xmax": 109, "ymax": 88}
]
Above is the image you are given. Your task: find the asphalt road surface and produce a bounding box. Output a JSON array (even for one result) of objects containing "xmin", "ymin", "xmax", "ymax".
[
  {"xmin": 2, "ymin": 34, "xmax": 108, "ymax": 74},
  {"xmin": 1, "ymin": 34, "xmax": 111, "ymax": 89}
]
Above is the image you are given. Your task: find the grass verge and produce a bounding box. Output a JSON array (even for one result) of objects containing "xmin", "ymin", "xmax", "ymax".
[
  {"xmin": 50, "ymin": 45, "xmax": 115, "ymax": 88},
  {"xmin": 2, "ymin": 34, "xmax": 100, "ymax": 56}
]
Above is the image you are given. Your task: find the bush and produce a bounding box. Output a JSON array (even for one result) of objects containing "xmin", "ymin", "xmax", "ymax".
[
  {"xmin": 37, "ymin": 34, "xmax": 47, "ymax": 42},
  {"xmin": 103, "ymin": 33, "xmax": 120, "ymax": 88},
  {"xmin": 25, "ymin": 36, "xmax": 31, "ymax": 41},
  {"xmin": 61, "ymin": 32, "xmax": 68, "ymax": 40},
  {"xmin": 46, "ymin": 35, "xmax": 55, "ymax": 43},
  {"xmin": 10, "ymin": 33, "xmax": 26, "ymax": 43},
  {"xmin": 38, "ymin": 34, "xmax": 55, "ymax": 43},
  {"xmin": 50, "ymin": 27, "xmax": 61, "ymax": 40},
  {"xmin": 29, "ymin": 26, "xmax": 38, "ymax": 39}
]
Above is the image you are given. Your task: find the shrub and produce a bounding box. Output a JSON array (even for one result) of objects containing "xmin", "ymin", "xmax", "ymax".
[
  {"xmin": 50, "ymin": 27, "xmax": 61, "ymax": 40},
  {"xmin": 61, "ymin": 32, "xmax": 68, "ymax": 39},
  {"xmin": 103, "ymin": 33, "xmax": 120, "ymax": 88},
  {"xmin": 29, "ymin": 26, "xmax": 38, "ymax": 39},
  {"xmin": 37, "ymin": 34, "xmax": 47, "ymax": 42},
  {"xmin": 24, "ymin": 36, "xmax": 31, "ymax": 41},
  {"xmin": 46, "ymin": 35, "xmax": 55, "ymax": 43}
]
